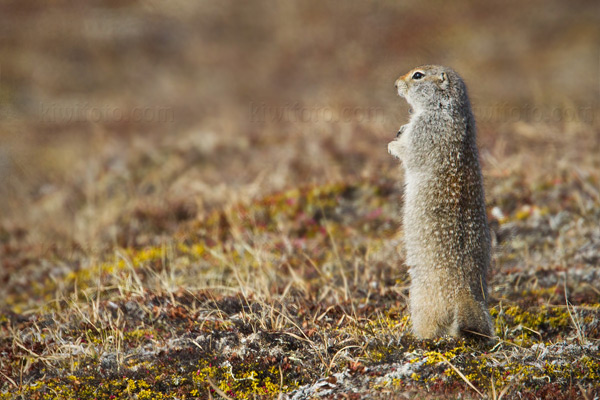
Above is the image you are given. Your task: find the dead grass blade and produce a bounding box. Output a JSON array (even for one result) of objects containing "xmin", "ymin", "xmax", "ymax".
[
  {"xmin": 564, "ymin": 279, "xmax": 585, "ymax": 344},
  {"xmin": 206, "ymin": 377, "xmax": 234, "ymax": 400},
  {"xmin": 439, "ymin": 353, "xmax": 484, "ymax": 398}
]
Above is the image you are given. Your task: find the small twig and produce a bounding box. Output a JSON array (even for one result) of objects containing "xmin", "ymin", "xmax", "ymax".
[
  {"xmin": 582, "ymin": 283, "xmax": 600, "ymax": 297},
  {"xmin": 564, "ymin": 278, "xmax": 585, "ymax": 344},
  {"xmin": 278, "ymin": 364, "xmax": 284, "ymax": 400},
  {"xmin": 439, "ymin": 353, "xmax": 484, "ymax": 398},
  {"xmin": 497, "ymin": 379, "xmax": 514, "ymax": 400},
  {"xmin": 206, "ymin": 377, "xmax": 234, "ymax": 400},
  {"xmin": 327, "ymin": 345, "xmax": 361, "ymax": 374},
  {"xmin": 0, "ymin": 370, "xmax": 18, "ymax": 389},
  {"xmin": 521, "ymin": 326, "xmax": 542, "ymax": 339},
  {"xmin": 189, "ymin": 339, "xmax": 204, "ymax": 351},
  {"xmin": 222, "ymin": 361, "xmax": 255, "ymax": 382},
  {"xmin": 461, "ymin": 329, "xmax": 497, "ymax": 341},
  {"xmin": 578, "ymin": 383, "xmax": 592, "ymax": 400},
  {"xmin": 14, "ymin": 342, "xmax": 43, "ymax": 359}
]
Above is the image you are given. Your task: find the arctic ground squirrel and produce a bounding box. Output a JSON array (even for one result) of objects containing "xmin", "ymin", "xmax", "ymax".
[{"xmin": 388, "ymin": 65, "xmax": 494, "ymax": 340}]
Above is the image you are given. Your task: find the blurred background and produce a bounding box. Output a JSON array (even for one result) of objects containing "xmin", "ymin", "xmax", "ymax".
[{"xmin": 0, "ymin": 0, "xmax": 598, "ymax": 257}]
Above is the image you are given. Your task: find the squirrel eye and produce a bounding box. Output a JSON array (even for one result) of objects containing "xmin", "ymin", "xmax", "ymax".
[{"xmin": 411, "ymin": 72, "xmax": 424, "ymax": 80}]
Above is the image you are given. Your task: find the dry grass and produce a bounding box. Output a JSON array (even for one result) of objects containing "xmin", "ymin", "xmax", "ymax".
[{"xmin": 1, "ymin": 1, "xmax": 599, "ymax": 399}]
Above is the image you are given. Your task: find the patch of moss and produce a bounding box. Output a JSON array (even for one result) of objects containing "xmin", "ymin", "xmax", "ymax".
[{"xmin": 494, "ymin": 305, "xmax": 571, "ymax": 345}]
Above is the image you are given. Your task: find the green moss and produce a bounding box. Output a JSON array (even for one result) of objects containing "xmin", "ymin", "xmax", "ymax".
[
  {"xmin": 494, "ymin": 305, "xmax": 572, "ymax": 345},
  {"xmin": 190, "ymin": 359, "xmax": 296, "ymax": 399},
  {"xmin": 3, "ymin": 179, "xmax": 599, "ymax": 399}
]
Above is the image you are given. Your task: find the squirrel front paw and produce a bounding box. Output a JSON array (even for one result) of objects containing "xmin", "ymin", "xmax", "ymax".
[
  {"xmin": 388, "ymin": 139, "xmax": 402, "ymax": 159},
  {"xmin": 397, "ymin": 125, "xmax": 407, "ymax": 137}
]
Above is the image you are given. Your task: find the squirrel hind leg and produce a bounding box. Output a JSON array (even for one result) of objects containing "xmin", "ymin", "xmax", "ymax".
[{"xmin": 451, "ymin": 299, "xmax": 494, "ymax": 341}]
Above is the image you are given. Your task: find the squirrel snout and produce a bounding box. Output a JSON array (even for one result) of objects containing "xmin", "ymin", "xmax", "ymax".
[{"xmin": 395, "ymin": 78, "xmax": 407, "ymax": 97}]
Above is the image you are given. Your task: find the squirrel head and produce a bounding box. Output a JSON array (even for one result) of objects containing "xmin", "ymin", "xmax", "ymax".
[{"xmin": 395, "ymin": 65, "xmax": 469, "ymax": 113}]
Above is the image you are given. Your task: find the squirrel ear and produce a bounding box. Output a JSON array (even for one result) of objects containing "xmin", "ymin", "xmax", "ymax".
[{"xmin": 439, "ymin": 72, "xmax": 449, "ymax": 90}]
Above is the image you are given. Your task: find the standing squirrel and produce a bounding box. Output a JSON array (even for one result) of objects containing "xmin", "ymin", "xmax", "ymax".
[{"xmin": 388, "ymin": 65, "xmax": 493, "ymax": 339}]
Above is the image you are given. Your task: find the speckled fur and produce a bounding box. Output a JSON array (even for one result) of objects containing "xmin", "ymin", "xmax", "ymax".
[{"xmin": 388, "ymin": 65, "xmax": 493, "ymax": 339}]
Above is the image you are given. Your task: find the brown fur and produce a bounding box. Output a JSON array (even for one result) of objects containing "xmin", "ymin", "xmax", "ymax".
[{"xmin": 388, "ymin": 65, "xmax": 494, "ymax": 339}]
